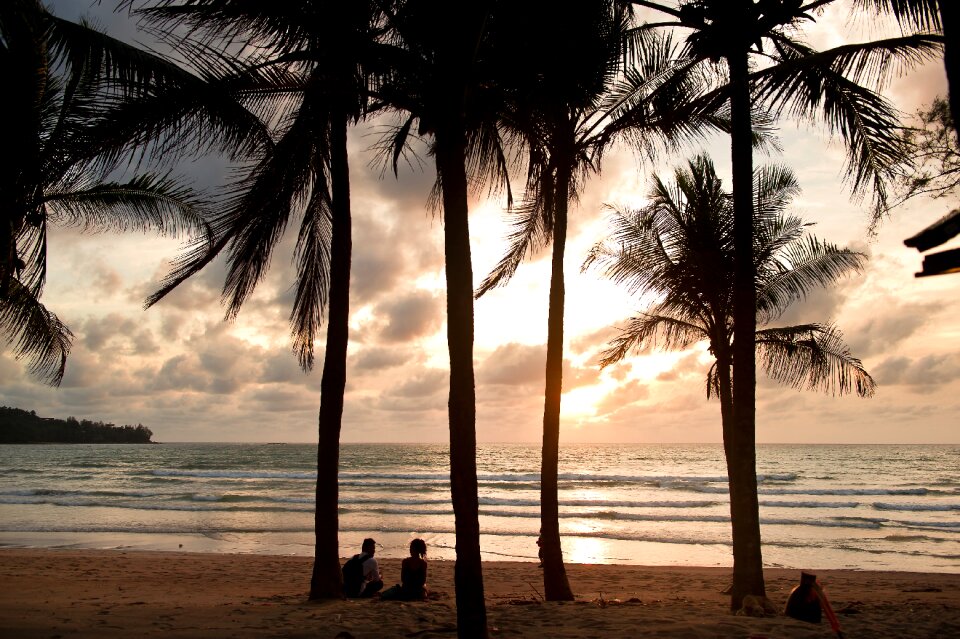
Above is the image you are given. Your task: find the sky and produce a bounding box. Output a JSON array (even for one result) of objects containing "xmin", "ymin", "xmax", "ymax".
[{"xmin": 1, "ymin": 2, "xmax": 958, "ymax": 444}]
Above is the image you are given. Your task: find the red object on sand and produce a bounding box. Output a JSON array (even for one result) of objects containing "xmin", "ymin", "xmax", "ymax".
[{"xmin": 815, "ymin": 581, "xmax": 843, "ymax": 638}]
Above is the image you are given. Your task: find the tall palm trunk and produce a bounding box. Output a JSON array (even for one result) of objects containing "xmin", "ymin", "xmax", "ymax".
[
  {"xmin": 435, "ymin": 117, "xmax": 488, "ymax": 638},
  {"xmin": 725, "ymin": 46, "xmax": 765, "ymax": 611},
  {"xmin": 541, "ymin": 160, "xmax": 574, "ymax": 602},
  {"xmin": 309, "ymin": 113, "xmax": 352, "ymax": 600}
]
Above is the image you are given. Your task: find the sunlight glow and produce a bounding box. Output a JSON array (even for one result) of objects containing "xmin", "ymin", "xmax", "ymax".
[
  {"xmin": 561, "ymin": 385, "xmax": 605, "ymax": 418},
  {"xmin": 563, "ymin": 535, "xmax": 609, "ymax": 565}
]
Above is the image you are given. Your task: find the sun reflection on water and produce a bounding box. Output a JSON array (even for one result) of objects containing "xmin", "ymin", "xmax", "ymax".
[{"xmin": 563, "ymin": 535, "xmax": 609, "ymax": 565}]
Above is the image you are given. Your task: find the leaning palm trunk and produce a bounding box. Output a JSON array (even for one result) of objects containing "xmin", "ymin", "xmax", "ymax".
[
  {"xmin": 726, "ymin": 47, "xmax": 765, "ymax": 610},
  {"xmin": 310, "ymin": 114, "xmax": 352, "ymax": 600},
  {"xmin": 435, "ymin": 116, "xmax": 488, "ymax": 638},
  {"xmin": 541, "ymin": 163, "xmax": 575, "ymax": 602}
]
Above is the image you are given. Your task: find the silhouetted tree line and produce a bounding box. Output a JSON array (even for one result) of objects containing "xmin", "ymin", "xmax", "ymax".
[{"xmin": 0, "ymin": 406, "xmax": 153, "ymax": 444}]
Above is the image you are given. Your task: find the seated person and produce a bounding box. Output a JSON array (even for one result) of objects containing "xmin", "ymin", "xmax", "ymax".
[
  {"xmin": 382, "ymin": 538, "xmax": 429, "ymax": 601},
  {"xmin": 342, "ymin": 537, "xmax": 383, "ymax": 598}
]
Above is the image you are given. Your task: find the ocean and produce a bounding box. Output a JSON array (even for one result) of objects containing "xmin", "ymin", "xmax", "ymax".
[{"xmin": 1, "ymin": 442, "xmax": 958, "ymax": 573}]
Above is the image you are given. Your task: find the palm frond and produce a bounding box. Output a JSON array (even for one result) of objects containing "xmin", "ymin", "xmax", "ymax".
[
  {"xmin": 475, "ymin": 196, "xmax": 551, "ymax": 298},
  {"xmin": 220, "ymin": 112, "xmax": 322, "ymax": 320},
  {"xmin": 11, "ymin": 214, "xmax": 48, "ymax": 299},
  {"xmin": 43, "ymin": 173, "xmax": 210, "ymax": 238},
  {"xmin": 705, "ymin": 360, "xmax": 720, "ymax": 400},
  {"xmin": 77, "ymin": 67, "xmax": 282, "ymax": 174},
  {"xmin": 45, "ymin": 12, "xmax": 197, "ymax": 97},
  {"xmin": 753, "ymin": 163, "xmax": 800, "ymax": 222},
  {"xmin": 0, "ymin": 278, "xmax": 73, "ymax": 386},
  {"xmin": 753, "ymin": 34, "xmax": 943, "ymax": 219},
  {"xmin": 290, "ymin": 168, "xmax": 333, "ymax": 371},
  {"xmin": 756, "ymin": 323, "xmax": 876, "ymax": 397},
  {"xmin": 144, "ymin": 226, "xmax": 232, "ymax": 309},
  {"xmin": 851, "ymin": 0, "xmax": 942, "ymax": 33},
  {"xmin": 757, "ymin": 235, "xmax": 866, "ymax": 323},
  {"xmin": 600, "ymin": 312, "xmax": 707, "ymax": 368},
  {"xmin": 582, "ymin": 204, "xmax": 674, "ymax": 299}
]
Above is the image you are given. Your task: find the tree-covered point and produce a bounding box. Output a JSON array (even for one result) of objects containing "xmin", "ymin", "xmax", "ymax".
[{"xmin": 0, "ymin": 406, "xmax": 154, "ymax": 444}]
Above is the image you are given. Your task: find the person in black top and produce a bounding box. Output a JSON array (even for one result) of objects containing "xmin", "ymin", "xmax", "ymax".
[{"xmin": 382, "ymin": 538, "xmax": 428, "ymax": 601}]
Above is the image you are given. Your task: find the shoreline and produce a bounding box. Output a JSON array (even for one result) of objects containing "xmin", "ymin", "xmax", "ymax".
[
  {"xmin": 2, "ymin": 530, "xmax": 957, "ymax": 575},
  {"xmin": 2, "ymin": 548, "xmax": 959, "ymax": 637}
]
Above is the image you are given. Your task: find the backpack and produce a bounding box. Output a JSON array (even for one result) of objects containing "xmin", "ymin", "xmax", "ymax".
[
  {"xmin": 784, "ymin": 572, "xmax": 822, "ymax": 624},
  {"xmin": 342, "ymin": 553, "xmax": 366, "ymax": 597}
]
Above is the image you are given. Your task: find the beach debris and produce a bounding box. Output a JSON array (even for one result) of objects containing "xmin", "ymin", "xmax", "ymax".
[
  {"xmin": 592, "ymin": 592, "xmax": 624, "ymax": 608},
  {"xmin": 735, "ymin": 594, "xmax": 778, "ymax": 617},
  {"xmin": 837, "ymin": 601, "xmax": 863, "ymax": 615},
  {"xmin": 525, "ymin": 580, "xmax": 545, "ymax": 602},
  {"xmin": 405, "ymin": 623, "xmax": 456, "ymax": 636},
  {"xmin": 903, "ymin": 586, "xmax": 943, "ymax": 593},
  {"xmin": 506, "ymin": 598, "xmax": 540, "ymax": 606}
]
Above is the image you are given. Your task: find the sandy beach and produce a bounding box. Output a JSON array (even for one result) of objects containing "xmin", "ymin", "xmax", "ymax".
[{"xmin": 1, "ymin": 549, "xmax": 959, "ymax": 638}]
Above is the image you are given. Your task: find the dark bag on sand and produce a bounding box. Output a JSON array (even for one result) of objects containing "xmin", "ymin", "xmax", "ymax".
[
  {"xmin": 785, "ymin": 571, "xmax": 822, "ymax": 624},
  {"xmin": 342, "ymin": 553, "xmax": 366, "ymax": 597}
]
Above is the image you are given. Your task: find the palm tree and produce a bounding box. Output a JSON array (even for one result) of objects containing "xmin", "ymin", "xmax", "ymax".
[
  {"xmin": 1, "ymin": 0, "xmax": 208, "ymax": 386},
  {"xmin": 372, "ymin": 0, "xmax": 514, "ymax": 633},
  {"xmin": 584, "ymin": 154, "xmax": 875, "ymax": 586},
  {"xmin": 627, "ymin": 0, "xmax": 940, "ymax": 607},
  {"xmin": 122, "ymin": 0, "xmax": 388, "ymax": 600},
  {"xmin": 474, "ymin": 1, "xmax": 727, "ymax": 600}
]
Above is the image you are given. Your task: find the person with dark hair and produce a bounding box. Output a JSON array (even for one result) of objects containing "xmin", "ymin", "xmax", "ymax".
[
  {"xmin": 342, "ymin": 537, "xmax": 383, "ymax": 598},
  {"xmin": 537, "ymin": 528, "xmax": 544, "ymax": 568},
  {"xmin": 381, "ymin": 538, "xmax": 429, "ymax": 601}
]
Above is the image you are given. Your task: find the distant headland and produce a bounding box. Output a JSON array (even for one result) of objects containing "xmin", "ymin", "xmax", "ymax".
[{"xmin": 0, "ymin": 407, "xmax": 154, "ymax": 444}]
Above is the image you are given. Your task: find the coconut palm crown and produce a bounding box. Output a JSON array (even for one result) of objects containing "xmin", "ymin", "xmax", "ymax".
[{"xmin": 584, "ymin": 152, "xmax": 875, "ymax": 452}]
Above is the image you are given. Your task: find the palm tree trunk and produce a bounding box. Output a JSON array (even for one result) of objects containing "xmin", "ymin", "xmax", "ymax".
[
  {"xmin": 726, "ymin": 46, "xmax": 765, "ymax": 611},
  {"xmin": 435, "ymin": 118, "xmax": 488, "ymax": 638},
  {"xmin": 541, "ymin": 163, "xmax": 574, "ymax": 602},
  {"xmin": 309, "ymin": 114, "xmax": 352, "ymax": 600},
  {"xmin": 715, "ymin": 348, "xmax": 734, "ymax": 444}
]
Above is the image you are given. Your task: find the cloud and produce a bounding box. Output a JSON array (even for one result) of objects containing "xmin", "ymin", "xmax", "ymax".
[
  {"xmin": 563, "ymin": 360, "xmax": 602, "ymax": 390},
  {"xmin": 873, "ymin": 353, "xmax": 960, "ymax": 391},
  {"xmin": 376, "ymin": 290, "xmax": 443, "ymax": 343},
  {"xmin": 570, "ymin": 325, "xmax": 621, "ymax": 357},
  {"xmin": 477, "ymin": 343, "xmax": 545, "ymax": 386},
  {"xmin": 58, "ymin": 350, "xmax": 107, "ymax": 389},
  {"xmin": 386, "ymin": 368, "xmax": 448, "ymax": 398},
  {"xmin": 773, "ymin": 277, "xmax": 858, "ymax": 327},
  {"xmin": 595, "ymin": 379, "xmax": 649, "ymax": 416},
  {"xmin": 847, "ymin": 301, "xmax": 940, "ymax": 357},
  {"xmin": 656, "ymin": 352, "xmax": 707, "ymax": 382},
  {"xmin": 262, "ymin": 351, "xmax": 313, "ymax": 385},
  {"xmin": 351, "ymin": 346, "xmax": 415, "ymax": 372},
  {"xmin": 80, "ymin": 313, "xmax": 157, "ymax": 354}
]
